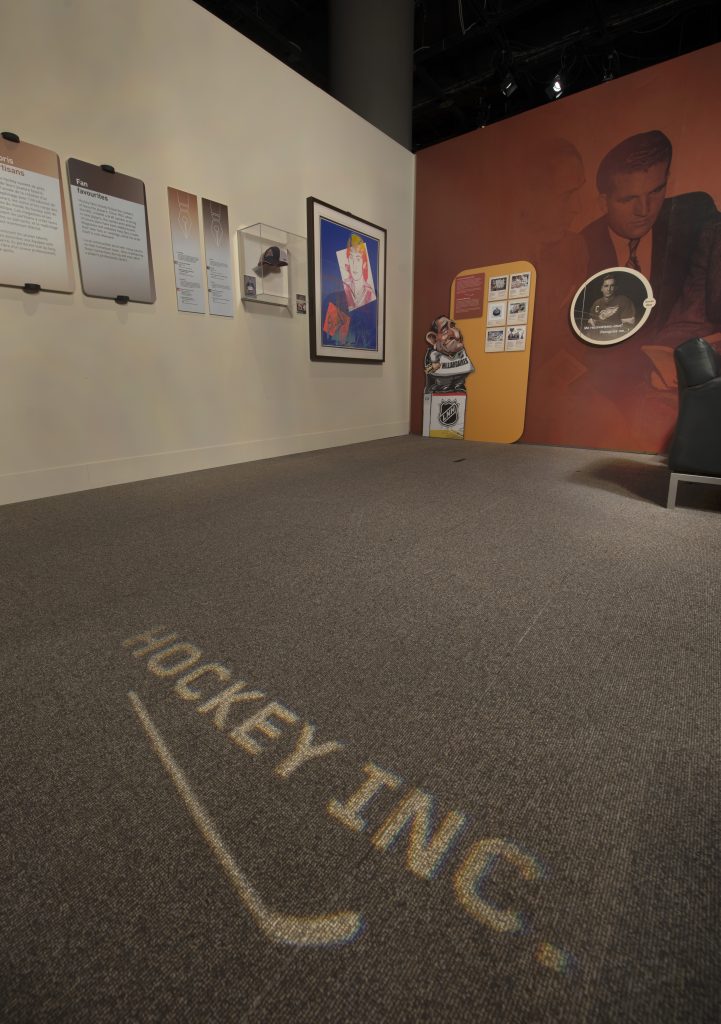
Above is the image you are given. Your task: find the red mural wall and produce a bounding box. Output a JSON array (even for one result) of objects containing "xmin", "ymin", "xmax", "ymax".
[{"xmin": 412, "ymin": 44, "xmax": 721, "ymax": 453}]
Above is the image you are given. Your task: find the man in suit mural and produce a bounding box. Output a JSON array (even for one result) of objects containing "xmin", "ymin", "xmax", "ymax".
[
  {"xmin": 517, "ymin": 137, "xmax": 588, "ymax": 312},
  {"xmin": 658, "ymin": 210, "xmax": 721, "ymax": 346},
  {"xmin": 582, "ymin": 130, "xmax": 718, "ymax": 333},
  {"xmin": 526, "ymin": 129, "xmax": 720, "ymax": 451},
  {"xmin": 573, "ymin": 130, "xmax": 721, "ymax": 447}
]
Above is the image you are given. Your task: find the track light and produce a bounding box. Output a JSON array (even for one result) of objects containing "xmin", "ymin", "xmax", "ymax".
[
  {"xmin": 501, "ymin": 72, "xmax": 517, "ymax": 98},
  {"xmin": 545, "ymin": 74, "xmax": 563, "ymax": 100},
  {"xmin": 603, "ymin": 51, "xmax": 620, "ymax": 82}
]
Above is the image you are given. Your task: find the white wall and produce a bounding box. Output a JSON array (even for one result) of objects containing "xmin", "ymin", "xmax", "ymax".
[{"xmin": 0, "ymin": 0, "xmax": 415, "ymax": 504}]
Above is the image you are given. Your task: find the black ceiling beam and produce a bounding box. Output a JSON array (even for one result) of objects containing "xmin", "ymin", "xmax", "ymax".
[
  {"xmin": 412, "ymin": 0, "xmax": 568, "ymax": 65},
  {"xmin": 413, "ymin": 62, "xmax": 471, "ymax": 129}
]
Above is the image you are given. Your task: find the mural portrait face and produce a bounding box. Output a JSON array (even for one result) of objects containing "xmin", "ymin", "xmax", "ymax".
[
  {"xmin": 520, "ymin": 139, "xmax": 586, "ymax": 244},
  {"xmin": 601, "ymin": 160, "xmax": 669, "ymax": 240},
  {"xmin": 546, "ymin": 154, "xmax": 585, "ymax": 235}
]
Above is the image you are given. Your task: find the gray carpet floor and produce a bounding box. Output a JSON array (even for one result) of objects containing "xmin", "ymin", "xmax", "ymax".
[{"xmin": 1, "ymin": 436, "xmax": 719, "ymax": 1023}]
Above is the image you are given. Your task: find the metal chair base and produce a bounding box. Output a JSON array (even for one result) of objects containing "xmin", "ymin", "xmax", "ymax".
[{"xmin": 667, "ymin": 471, "xmax": 721, "ymax": 509}]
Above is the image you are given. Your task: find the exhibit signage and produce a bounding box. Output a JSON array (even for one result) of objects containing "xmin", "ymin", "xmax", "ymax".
[
  {"xmin": 167, "ymin": 187, "xmax": 205, "ymax": 314},
  {"xmin": 483, "ymin": 271, "xmax": 532, "ymax": 352},
  {"xmin": 0, "ymin": 137, "xmax": 74, "ymax": 293},
  {"xmin": 67, "ymin": 158, "xmax": 155, "ymax": 303},
  {"xmin": 201, "ymin": 197, "xmax": 234, "ymax": 317},
  {"xmin": 454, "ymin": 272, "xmax": 485, "ymax": 318},
  {"xmin": 449, "ymin": 260, "xmax": 536, "ymax": 444}
]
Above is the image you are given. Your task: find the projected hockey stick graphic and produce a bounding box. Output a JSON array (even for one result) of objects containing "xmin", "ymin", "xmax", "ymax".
[{"xmin": 129, "ymin": 691, "xmax": 364, "ymax": 946}]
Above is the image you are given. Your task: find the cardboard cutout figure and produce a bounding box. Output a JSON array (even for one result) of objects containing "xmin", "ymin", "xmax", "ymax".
[
  {"xmin": 423, "ymin": 315, "xmax": 475, "ymax": 438},
  {"xmin": 424, "ymin": 315, "xmax": 474, "ymax": 391}
]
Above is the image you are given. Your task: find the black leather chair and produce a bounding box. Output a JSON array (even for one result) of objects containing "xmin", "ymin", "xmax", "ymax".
[{"xmin": 667, "ymin": 337, "xmax": 721, "ymax": 508}]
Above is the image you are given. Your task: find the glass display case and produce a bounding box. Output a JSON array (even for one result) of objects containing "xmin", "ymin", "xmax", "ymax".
[{"xmin": 238, "ymin": 222, "xmax": 305, "ymax": 310}]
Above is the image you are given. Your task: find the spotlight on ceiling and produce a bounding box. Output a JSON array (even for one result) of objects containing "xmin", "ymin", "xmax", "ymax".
[
  {"xmin": 545, "ymin": 74, "xmax": 563, "ymax": 100},
  {"xmin": 501, "ymin": 72, "xmax": 517, "ymax": 98}
]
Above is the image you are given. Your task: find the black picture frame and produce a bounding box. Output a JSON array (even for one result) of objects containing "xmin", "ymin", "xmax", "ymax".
[{"xmin": 307, "ymin": 197, "xmax": 387, "ymax": 364}]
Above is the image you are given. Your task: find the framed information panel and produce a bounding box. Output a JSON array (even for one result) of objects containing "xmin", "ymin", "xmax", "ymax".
[
  {"xmin": 67, "ymin": 158, "xmax": 155, "ymax": 303},
  {"xmin": 0, "ymin": 136, "xmax": 74, "ymax": 293}
]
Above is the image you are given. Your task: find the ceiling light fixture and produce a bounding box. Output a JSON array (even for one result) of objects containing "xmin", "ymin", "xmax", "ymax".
[
  {"xmin": 603, "ymin": 51, "xmax": 620, "ymax": 82},
  {"xmin": 545, "ymin": 73, "xmax": 563, "ymax": 100},
  {"xmin": 501, "ymin": 72, "xmax": 517, "ymax": 98}
]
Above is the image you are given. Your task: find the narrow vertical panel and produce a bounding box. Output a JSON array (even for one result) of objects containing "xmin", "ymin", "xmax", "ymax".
[
  {"xmin": 167, "ymin": 187, "xmax": 205, "ymax": 314},
  {"xmin": 202, "ymin": 198, "xmax": 234, "ymax": 317}
]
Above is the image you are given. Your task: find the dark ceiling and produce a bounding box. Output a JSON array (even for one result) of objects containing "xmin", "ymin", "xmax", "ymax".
[{"xmin": 194, "ymin": 0, "xmax": 721, "ymax": 150}]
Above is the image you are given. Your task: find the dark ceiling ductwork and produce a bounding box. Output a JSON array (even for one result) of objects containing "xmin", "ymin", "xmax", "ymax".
[{"xmin": 195, "ymin": 0, "xmax": 721, "ymax": 150}]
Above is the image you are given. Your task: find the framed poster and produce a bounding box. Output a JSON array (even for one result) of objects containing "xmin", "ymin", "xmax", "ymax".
[{"xmin": 307, "ymin": 197, "xmax": 386, "ymax": 363}]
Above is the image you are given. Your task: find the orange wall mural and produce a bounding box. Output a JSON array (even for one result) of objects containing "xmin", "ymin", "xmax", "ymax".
[{"xmin": 411, "ymin": 44, "xmax": 721, "ymax": 454}]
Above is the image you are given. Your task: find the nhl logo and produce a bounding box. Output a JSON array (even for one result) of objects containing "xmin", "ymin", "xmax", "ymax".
[{"xmin": 439, "ymin": 399, "xmax": 459, "ymax": 426}]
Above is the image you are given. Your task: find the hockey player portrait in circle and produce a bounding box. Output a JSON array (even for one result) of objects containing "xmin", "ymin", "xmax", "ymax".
[{"xmin": 571, "ymin": 267, "xmax": 655, "ymax": 347}]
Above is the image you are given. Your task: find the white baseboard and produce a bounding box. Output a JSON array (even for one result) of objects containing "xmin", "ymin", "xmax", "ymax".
[{"xmin": 0, "ymin": 422, "xmax": 409, "ymax": 506}]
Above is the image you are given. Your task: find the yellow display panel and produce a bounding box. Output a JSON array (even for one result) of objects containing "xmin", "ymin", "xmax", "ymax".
[{"xmin": 451, "ymin": 260, "xmax": 536, "ymax": 444}]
